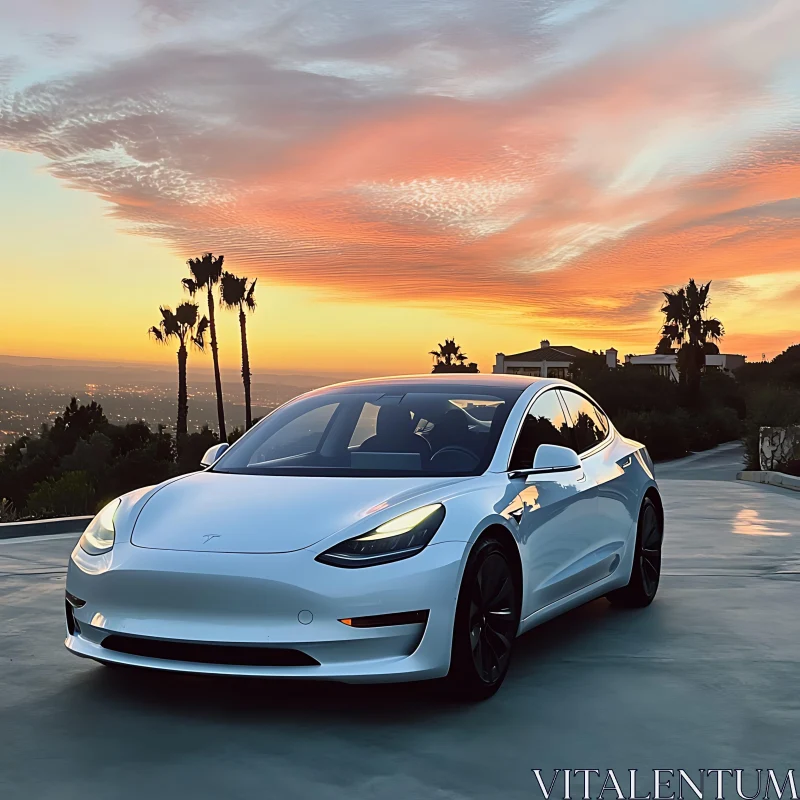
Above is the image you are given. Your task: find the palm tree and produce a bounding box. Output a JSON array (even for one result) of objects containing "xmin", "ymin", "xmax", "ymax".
[
  {"xmin": 183, "ymin": 253, "xmax": 226, "ymax": 441},
  {"xmin": 149, "ymin": 302, "xmax": 209, "ymax": 442},
  {"xmin": 220, "ymin": 271, "xmax": 257, "ymax": 430},
  {"xmin": 659, "ymin": 279, "xmax": 724, "ymax": 401},
  {"xmin": 429, "ymin": 339, "xmax": 479, "ymax": 373}
]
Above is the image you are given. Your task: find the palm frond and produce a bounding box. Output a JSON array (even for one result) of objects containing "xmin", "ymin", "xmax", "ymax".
[
  {"xmin": 703, "ymin": 318, "xmax": 724, "ymax": 340},
  {"xmin": 661, "ymin": 322, "xmax": 682, "ymax": 343},
  {"xmin": 658, "ymin": 279, "xmax": 724, "ymax": 356},
  {"xmin": 660, "ymin": 289, "xmax": 687, "ymax": 323},
  {"xmin": 209, "ymin": 253, "xmax": 224, "ymax": 282},
  {"xmin": 245, "ymin": 278, "xmax": 257, "ymax": 311},
  {"xmin": 175, "ymin": 301, "xmax": 200, "ymax": 328},
  {"xmin": 186, "ymin": 257, "xmax": 208, "ymax": 289},
  {"xmin": 149, "ymin": 305, "xmax": 180, "ymax": 342},
  {"xmin": 193, "ymin": 316, "xmax": 210, "ymax": 351},
  {"xmin": 697, "ymin": 280, "xmax": 711, "ymax": 308},
  {"xmin": 182, "ymin": 278, "xmax": 199, "ymax": 296},
  {"xmin": 159, "ymin": 306, "xmax": 181, "ymax": 338},
  {"xmin": 188, "ymin": 253, "xmax": 224, "ymax": 289},
  {"xmin": 220, "ymin": 270, "xmax": 246, "ymax": 309}
]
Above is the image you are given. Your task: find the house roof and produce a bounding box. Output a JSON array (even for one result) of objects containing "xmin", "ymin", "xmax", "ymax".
[{"xmin": 503, "ymin": 345, "xmax": 593, "ymax": 362}]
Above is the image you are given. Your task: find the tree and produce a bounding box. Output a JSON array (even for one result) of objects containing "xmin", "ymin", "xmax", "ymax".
[
  {"xmin": 49, "ymin": 397, "xmax": 107, "ymax": 456},
  {"xmin": 569, "ymin": 352, "xmax": 606, "ymax": 382},
  {"xmin": 429, "ymin": 339, "xmax": 479, "ymax": 373},
  {"xmin": 148, "ymin": 303, "xmax": 209, "ymax": 442},
  {"xmin": 183, "ymin": 253, "xmax": 227, "ymax": 441},
  {"xmin": 659, "ymin": 279, "xmax": 724, "ymax": 403},
  {"xmin": 220, "ymin": 271, "xmax": 257, "ymax": 429},
  {"xmin": 770, "ymin": 344, "xmax": 800, "ymax": 386}
]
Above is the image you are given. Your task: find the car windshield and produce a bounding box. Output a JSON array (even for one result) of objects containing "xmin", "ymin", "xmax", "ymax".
[{"xmin": 212, "ymin": 386, "xmax": 520, "ymax": 477}]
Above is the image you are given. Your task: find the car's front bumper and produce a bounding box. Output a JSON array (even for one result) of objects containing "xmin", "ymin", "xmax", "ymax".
[{"xmin": 65, "ymin": 539, "xmax": 467, "ymax": 683}]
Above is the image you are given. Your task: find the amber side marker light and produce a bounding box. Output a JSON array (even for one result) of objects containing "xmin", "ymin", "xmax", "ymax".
[{"xmin": 339, "ymin": 610, "xmax": 429, "ymax": 628}]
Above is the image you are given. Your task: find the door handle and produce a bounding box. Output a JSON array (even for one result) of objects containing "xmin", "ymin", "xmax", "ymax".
[{"xmin": 620, "ymin": 457, "xmax": 632, "ymax": 469}]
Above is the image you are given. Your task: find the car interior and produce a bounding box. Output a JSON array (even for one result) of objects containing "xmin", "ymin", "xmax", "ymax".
[{"xmin": 232, "ymin": 392, "xmax": 508, "ymax": 475}]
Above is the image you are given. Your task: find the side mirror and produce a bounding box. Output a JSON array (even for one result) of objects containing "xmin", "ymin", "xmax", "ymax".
[
  {"xmin": 532, "ymin": 444, "xmax": 581, "ymax": 471},
  {"xmin": 509, "ymin": 444, "xmax": 581, "ymax": 479},
  {"xmin": 201, "ymin": 442, "xmax": 229, "ymax": 468}
]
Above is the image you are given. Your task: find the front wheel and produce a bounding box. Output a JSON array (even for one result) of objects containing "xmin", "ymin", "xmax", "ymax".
[
  {"xmin": 445, "ymin": 537, "xmax": 521, "ymax": 701},
  {"xmin": 607, "ymin": 496, "xmax": 662, "ymax": 608}
]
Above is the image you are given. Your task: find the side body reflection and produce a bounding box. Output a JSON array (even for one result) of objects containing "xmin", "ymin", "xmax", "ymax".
[{"xmin": 507, "ymin": 388, "xmax": 634, "ymax": 619}]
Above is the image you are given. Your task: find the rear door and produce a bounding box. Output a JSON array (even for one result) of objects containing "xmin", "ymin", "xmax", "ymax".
[{"xmin": 506, "ymin": 389, "xmax": 599, "ymax": 616}]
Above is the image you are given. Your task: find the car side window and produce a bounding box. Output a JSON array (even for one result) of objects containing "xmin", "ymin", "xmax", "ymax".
[
  {"xmin": 593, "ymin": 406, "xmax": 609, "ymax": 437},
  {"xmin": 559, "ymin": 391, "xmax": 607, "ymax": 454},
  {"xmin": 509, "ymin": 390, "xmax": 573, "ymax": 470}
]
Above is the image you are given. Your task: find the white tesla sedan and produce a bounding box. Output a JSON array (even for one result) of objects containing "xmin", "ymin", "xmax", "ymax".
[{"xmin": 66, "ymin": 374, "xmax": 663, "ymax": 699}]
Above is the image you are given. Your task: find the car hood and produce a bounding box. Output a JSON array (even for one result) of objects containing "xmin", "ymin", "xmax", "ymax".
[{"xmin": 131, "ymin": 471, "xmax": 468, "ymax": 554}]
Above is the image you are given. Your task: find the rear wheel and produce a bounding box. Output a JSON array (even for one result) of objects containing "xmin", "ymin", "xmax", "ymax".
[
  {"xmin": 446, "ymin": 537, "xmax": 520, "ymax": 701},
  {"xmin": 607, "ymin": 496, "xmax": 662, "ymax": 608}
]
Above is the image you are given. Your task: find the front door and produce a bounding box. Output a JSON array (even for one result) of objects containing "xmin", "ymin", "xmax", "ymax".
[
  {"xmin": 505, "ymin": 389, "xmax": 599, "ymax": 617},
  {"xmin": 558, "ymin": 389, "xmax": 633, "ymax": 586}
]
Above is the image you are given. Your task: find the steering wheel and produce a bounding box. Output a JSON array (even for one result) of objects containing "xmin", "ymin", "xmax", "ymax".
[{"xmin": 430, "ymin": 446, "xmax": 480, "ymax": 469}]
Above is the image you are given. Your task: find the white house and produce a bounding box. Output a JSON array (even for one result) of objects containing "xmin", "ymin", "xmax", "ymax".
[
  {"xmin": 494, "ymin": 338, "xmax": 746, "ymax": 382},
  {"xmin": 493, "ymin": 341, "xmax": 618, "ymax": 378},
  {"xmin": 624, "ymin": 351, "xmax": 746, "ymax": 381}
]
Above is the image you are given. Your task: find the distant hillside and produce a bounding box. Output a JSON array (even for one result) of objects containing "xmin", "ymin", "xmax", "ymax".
[{"xmin": 0, "ymin": 354, "xmax": 366, "ymax": 391}]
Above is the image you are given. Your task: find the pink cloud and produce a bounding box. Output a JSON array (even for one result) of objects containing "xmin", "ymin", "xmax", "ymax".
[{"xmin": 0, "ymin": 0, "xmax": 798, "ymax": 354}]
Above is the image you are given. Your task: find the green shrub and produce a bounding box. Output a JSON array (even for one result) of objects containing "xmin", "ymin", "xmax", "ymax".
[
  {"xmin": 698, "ymin": 371, "xmax": 747, "ymax": 419},
  {"xmin": 177, "ymin": 426, "xmax": 220, "ymax": 472},
  {"xmin": 573, "ymin": 367, "xmax": 679, "ymax": 417},
  {"xmin": 107, "ymin": 447, "xmax": 177, "ymax": 502},
  {"xmin": 614, "ymin": 410, "xmax": 689, "ymax": 461},
  {"xmin": 614, "ymin": 406, "xmax": 742, "ymax": 462},
  {"xmin": 25, "ymin": 471, "xmax": 95, "ymax": 518},
  {"xmin": 227, "ymin": 427, "xmax": 245, "ymax": 444},
  {"xmin": 0, "ymin": 399, "xmax": 206, "ymax": 518},
  {"xmin": 0, "ymin": 498, "xmax": 19, "ymax": 522},
  {"xmin": 682, "ymin": 406, "xmax": 741, "ymax": 452}
]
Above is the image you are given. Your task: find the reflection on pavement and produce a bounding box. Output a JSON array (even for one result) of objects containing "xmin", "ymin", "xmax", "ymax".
[{"xmin": 733, "ymin": 507, "xmax": 790, "ymax": 537}]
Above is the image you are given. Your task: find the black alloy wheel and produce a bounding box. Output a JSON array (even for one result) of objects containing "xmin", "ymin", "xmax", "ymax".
[
  {"xmin": 469, "ymin": 552, "xmax": 517, "ymax": 683},
  {"xmin": 447, "ymin": 537, "xmax": 520, "ymax": 700},
  {"xmin": 639, "ymin": 500, "xmax": 662, "ymax": 598},
  {"xmin": 608, "ymin": 496, "xmax": 663, "ymax": 608}
]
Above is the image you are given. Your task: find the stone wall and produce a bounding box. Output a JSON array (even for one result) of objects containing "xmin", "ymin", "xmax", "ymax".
[{"xmin": 759, "ymin": 426, "xmax": 800, "ymax": 471}]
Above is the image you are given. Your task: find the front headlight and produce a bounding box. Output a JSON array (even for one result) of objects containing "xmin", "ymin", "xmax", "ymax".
[
  {"xmin": 79, "ymin": 498, "xmax": 120, "ymax": 555},
  {"xmin": 316, "ymin": 503, "xmax": 446, "ymax": 568}
]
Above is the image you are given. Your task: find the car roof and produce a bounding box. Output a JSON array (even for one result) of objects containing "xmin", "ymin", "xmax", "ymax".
[{"xmin": 307, "ymin": 373, "xmax": 560, "ymax": 395}]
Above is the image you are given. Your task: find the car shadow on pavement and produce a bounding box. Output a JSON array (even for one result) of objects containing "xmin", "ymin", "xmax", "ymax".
[{"xmin": 69, "ymin": 597, "xmax": 625, "ymax": 724}]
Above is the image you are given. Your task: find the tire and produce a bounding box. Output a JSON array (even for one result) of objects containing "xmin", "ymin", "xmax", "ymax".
[
  {"xmin": 446, "ymin": 536, "xmax": 521, "ymax": 701},
  {"xmin": 607, "ymin": 496, "xmax": 662, "ymax": 608}
]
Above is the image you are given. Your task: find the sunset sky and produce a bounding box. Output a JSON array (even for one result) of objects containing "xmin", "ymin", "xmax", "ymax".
[{"xmin": 1, "ymin": 0, "xmax": 798, "ymax": 376}]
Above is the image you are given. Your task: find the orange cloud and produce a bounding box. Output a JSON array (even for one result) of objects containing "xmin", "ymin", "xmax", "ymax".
[{"xmin": 1, "ymin": 0, "xmax": 798, "ymax": 362}]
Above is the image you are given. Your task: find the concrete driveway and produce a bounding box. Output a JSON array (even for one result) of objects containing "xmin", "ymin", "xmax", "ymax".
[{"xmin": 2, "ymin": 443, "xmax": 799, "ymax": 799}]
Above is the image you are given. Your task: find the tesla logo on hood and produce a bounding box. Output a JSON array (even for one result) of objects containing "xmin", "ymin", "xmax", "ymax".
[{"xmin": 202, "ymin": 534, "xmax": 221, "ymax": 544}]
